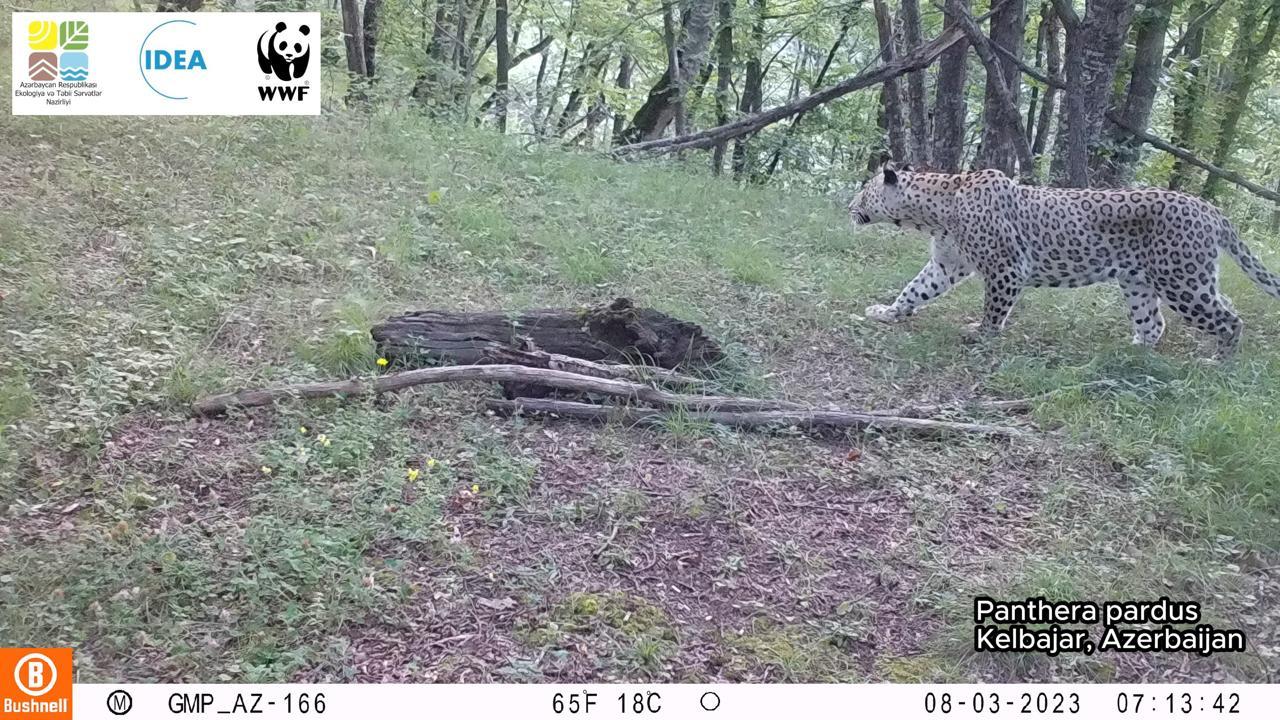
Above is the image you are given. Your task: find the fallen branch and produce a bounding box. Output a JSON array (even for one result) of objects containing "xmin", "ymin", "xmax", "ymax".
[
  {"xmin": 479, "ymin": 345, "xmax": 717, "ymax": 391},
  {"xmin": 488, "ymin": 398, "xmax": 1027, "ymax": 438},
  {"xmin": 192, "ymin": 363, "xmax": 804, "ymax": 416}
]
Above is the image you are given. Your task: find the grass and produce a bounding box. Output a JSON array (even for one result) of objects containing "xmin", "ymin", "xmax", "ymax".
[{"xmin": 3, "ymin": 54, "xmax": 1280, "ymax": 679}]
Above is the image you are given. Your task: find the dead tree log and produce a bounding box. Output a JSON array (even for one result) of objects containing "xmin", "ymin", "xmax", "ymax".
[
  {"xmin": 488, "ymin": 398, "xmax": 1027, "ymax": 437},
  {"xmin": 371, "ymin": 298, "xmax": 723, "ymax": 369},
  {"xmin": 479, "ymin": 345, "xmax": 716, "ymax": 391}
]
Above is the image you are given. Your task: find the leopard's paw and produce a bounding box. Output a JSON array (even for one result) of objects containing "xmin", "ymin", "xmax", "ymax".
[{"xmin": 864, "ymin": 304, "xmax": 902, "ymax": 324}]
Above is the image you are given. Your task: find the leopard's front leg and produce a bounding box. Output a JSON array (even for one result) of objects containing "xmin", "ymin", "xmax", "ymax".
[{"xmin": 865, "ymin": 257, "xmax": 974, "ymax": 324}]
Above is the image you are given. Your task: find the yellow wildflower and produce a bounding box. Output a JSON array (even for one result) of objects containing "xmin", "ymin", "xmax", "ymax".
[
  {"xmin": 299, "ymin": 425, "xmax": 308, "ymax": 434},
  {"xmin": 261, "ymin": 466, "xmax": 272, "ymax": 475},
  {"xmin": 317, "ymin": 433, "xmax": 331, "ymax": 447},
  {"xmin": 376, "ymin": 357, "xmax": 389, "ymax": 367},
  {"xmin": 426, "ymin": 458, "xmax": 437, "ymax": 470},
  {"xmin": 406, "ymin": 468, "xmax": 420, "ymax": 482},
  {"xmin": 471, "ymin": 484, "xmax": 480, "ymax": 494}
]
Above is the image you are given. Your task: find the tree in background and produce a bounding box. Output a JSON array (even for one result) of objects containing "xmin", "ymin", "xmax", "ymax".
[{"xmin": 282, "ymin": 0, "xmax": 1280, "ymax": 215}]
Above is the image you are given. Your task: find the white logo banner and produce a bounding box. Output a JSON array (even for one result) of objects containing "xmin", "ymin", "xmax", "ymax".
[{"xmin": 11, "ymin": 12, "xmax": 321, "ymax": 116}]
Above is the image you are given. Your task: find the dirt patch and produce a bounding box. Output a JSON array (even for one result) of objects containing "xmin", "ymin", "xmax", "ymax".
[{"xmin": 335, "ymin": 411, "xmax": 1117, "ymax": 681}]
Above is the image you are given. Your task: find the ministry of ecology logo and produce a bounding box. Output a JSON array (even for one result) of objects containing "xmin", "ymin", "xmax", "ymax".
[
  {"xmin": 27, "ymin": 20, "xmax": 89, "ymax": 82},
  {"xmin": 256, "ymin": 20, "xmax": 312, "ymax": 101}
]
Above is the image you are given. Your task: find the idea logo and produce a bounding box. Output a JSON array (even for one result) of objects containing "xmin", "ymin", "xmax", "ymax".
[
  {"xmin": 0, "ymin": 648, "xmax": 72, "ymax": 719},
  {"xmin": 139, "ymin": 18, "xmax": 208, "ymax": 100}
]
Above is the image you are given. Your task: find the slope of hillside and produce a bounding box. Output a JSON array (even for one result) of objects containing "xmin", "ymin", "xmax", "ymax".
[{"xmin": 1, "ymin": 112, "xmax": 1278, "ymax": 682}]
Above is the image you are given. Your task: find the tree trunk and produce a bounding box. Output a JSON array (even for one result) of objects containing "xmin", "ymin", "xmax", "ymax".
[
  {"xmin": 494, "ymin": 0, "xmax": 510, "ymax": 132},
  {"xmin": 874, "ymin": 0, "xmax": 908, "ymax": 162},
  {"xmin": 1031, "ymin": 6, "xmax": 1061, "ymax": 160},
  {"xmin": 712, "ymin": 0, "xmax": 736, "ymax": 174},
  {"xmin": 663, "ymin": 2, "xmax": 686, "ymax": 137},
  {"xmin": 340, "ymin": 0, "xmax": 367, "ymax": 78},
  {"xmin": 1167, "ymin": 0, "xmax": 1213, "ymax": 190},
  {"xmin": 623, "ymin": 0, "xmax": 719, "ymax": 142},
  {"xmin": 372, "ymin": 298, "xmax": 724, "ymax": 369},
  {"xmin": 948, "ymin": 3, "xmax": 1035, "ymax": 179},
  {"xmin": 1201, "ymin": 0, "xmax": 1280, "ymax": 200},
  {"xmin": 900, "ymin": 0, "xmax": 931, "ymax": 166},
  {"xmin": 1025, "ymin": 5, "xmax": 1046, "ymax": 147},
  {"xmin": 412, "ymin": 1, "xmax": 456, "ymax": 105},
  {"xmin": 362, "ymin": 0, "xmax": 381, "ymax": 78},
  {"xmin": 976, "ymin": 0, "xmax": 1025, "ymax": 175},
  {"xmin": 732, "ymin": 0, "xmax": 767, "ymax": 179},
  {"xmin": 931, "ymin": 0, "xmax": 971, "ymax": 172},
  {"xmin": 611, "ymin": 0, "xmax": 638, "ymax": 146},
  {"xmin": 1093, "ymin": 0, "xmax": 1172, "ymax": 186},
  {"xmin": 1049, "ymin": 0, "xmax": 1137, "ymax": 187}
]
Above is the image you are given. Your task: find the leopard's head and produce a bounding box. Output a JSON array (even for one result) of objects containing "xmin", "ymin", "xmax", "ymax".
[{"xmin": 849, "ymin": 162, "xmax": 911, "ymax": 226}]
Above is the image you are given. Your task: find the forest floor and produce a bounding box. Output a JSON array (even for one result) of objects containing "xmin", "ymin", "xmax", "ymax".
[{"xmin": 3, "ymin": 110, "xmax": 1280, "ymax": 683}]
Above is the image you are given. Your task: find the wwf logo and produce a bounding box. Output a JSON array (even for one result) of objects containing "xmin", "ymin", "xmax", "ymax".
[{"xmin": 256, "ymin": 20, "xmax": 311, "ymax": 101}]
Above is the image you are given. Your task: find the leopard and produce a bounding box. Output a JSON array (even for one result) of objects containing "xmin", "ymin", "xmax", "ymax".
[{"xmin": 847, "ymin": 163, "xmax": 1280, "ymax": 358}]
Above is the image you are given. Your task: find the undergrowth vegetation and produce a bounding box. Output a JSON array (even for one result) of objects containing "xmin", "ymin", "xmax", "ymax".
[{"xmin": 2, "ymin": 105, "xmax": 1278, "ymax": 680}]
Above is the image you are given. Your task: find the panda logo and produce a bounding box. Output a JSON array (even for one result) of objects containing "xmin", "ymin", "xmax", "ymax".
[{"xmin": 257, "ymin": 21, "xmax": 310, "ymax": 82}]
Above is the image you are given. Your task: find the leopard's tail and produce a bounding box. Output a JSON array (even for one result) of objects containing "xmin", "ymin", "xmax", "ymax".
[{"xmin": 1221, "ymin": 225, "xmax": 1280, "ymax": 299}]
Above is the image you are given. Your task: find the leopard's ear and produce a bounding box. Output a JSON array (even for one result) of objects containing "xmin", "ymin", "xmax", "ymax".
[
  {"xmin": 900, "ymin": 163, "xmax": 913, "ymax": 173},
  {"xmin": 883, "ymin": 166, "xmax": 899, "ymax": 186}
]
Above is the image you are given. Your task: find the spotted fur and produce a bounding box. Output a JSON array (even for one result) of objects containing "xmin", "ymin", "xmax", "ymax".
[{"xmin": 848, "ymin": 165, "xmax": 1280, "ymax": 358}]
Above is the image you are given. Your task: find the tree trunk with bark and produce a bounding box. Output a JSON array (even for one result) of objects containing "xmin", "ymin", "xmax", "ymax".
[
  {"xmin": 1093, "ymin": 0, "xmax": 1172, "ymax": 186},
  {"xmin": 732, "ymin": 0, "xmax": 767, "ymax": 179},
  {"xmin": 1049, "ymin": 0, "xmax": 1137, "ymax": 187},
  {"xmin": 371, "ymin": 298, "xmax": 724, "ymax": 369},
  {"xmin": 900, "ymin": 0, "xmax": 931, "ymax": 166},
  {"xmin": 874, "ymin": 0, "xmax": 909, "ymax": 162},
  {"xmin": 340, "ymin": 0, "xmax": 367, "ymax": 78},
  {"xmin": 1031, "ymin": 6, "xmax": 1061, "ymax": 160},
  {"xmin": 712, "ymin": 0, "xmax": 736, "ymax": 174},
  {"xmin": 1167, "ymin": 0, "xmax": 1214, "ymax": 190},
  {"xmin": 622, "ymin": 0, "xmax": 719, "ymax": 143},
  {"xmin": 1201, "ymin": 0, "xmax": 1280, "ymax": 200},
  {"xmin": 931, "ymin": 0, "xmax": 971, "ymax": 171},
  {"xmin": 362, "ymin": 0, "xmax": 382, "ymax": 78},
  {"xmin": 976, "ymin": 0, "xmax": 1025, "ymax": 175},
  {"xmin": 494, "ymin": 0, "xmax": 510, "ymax": 131}
]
